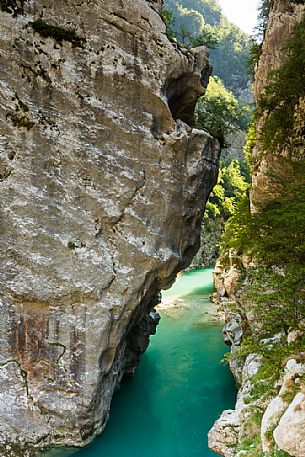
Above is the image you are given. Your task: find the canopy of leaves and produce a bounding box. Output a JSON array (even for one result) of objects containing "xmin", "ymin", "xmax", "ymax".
[
  {"xmin": 222, "ymin": 159, "xmax": 305, "ymax": 341},
  {"xmin": 210, "ymin": 17, "xmax": 253, "ymax": 95},
  {"xmin": 222, "ymin": 157, "xmax": 305, "ymax": 260},
  {"xmin": 196, "ymin": 76, "xmax": 251, "ymax": 147},
  {"xmin": 194, "ymin": 159, "xmax": 249, "ymax": 266},
  {"xmin": 222, "ymin": 12, "xmax": 305, "ymax": 272}
]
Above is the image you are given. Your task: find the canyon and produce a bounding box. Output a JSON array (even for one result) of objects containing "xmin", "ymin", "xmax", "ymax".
[{"xmin": 1, "ymin": 0, "xmax": 304, "ymax": 455}]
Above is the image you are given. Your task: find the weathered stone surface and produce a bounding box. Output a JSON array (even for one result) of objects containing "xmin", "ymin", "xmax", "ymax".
[
  {"xmin": 274, "ymin": 392, "xmax": 305, "ymax": 457},
  {"xmin": 251, "ymin": 0, "xmax": 305, "ymax": 208},
  {"xmin": 209, "ymin": 1, "xmax": 305, "ymax": 456},
  {"xmin": 222, "ymin": 315, "xmax": 242, "ymax": 348},
  {"xmin": 208, "ymin": 353, "xmax": 262, "ymax": 456},
  {"xmin": 261, "ymin": 359, "xmax": 305, "ymax": 453},
  {"xmin": 0, "ymin": 0, "xmax": 220, "ymax": 454},
  {"xmin": 208, "ymin": 409, "xmax": 240, "ymax": 457}
]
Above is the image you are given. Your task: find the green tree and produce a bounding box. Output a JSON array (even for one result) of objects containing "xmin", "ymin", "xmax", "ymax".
[
  {"xmin": 196, "ymin": 76, "xmax": 240, "ymax": 147},
  {"xmin": 196, "ymin": 159, "xmax": 250, "ymax": 266},
  {"xmin": 210, "ymin": 18, "xmax": 252, "ymax": 95},
  {"xmin": 190, "ymin": 24, "xmax": 220, "ymax": 48}
]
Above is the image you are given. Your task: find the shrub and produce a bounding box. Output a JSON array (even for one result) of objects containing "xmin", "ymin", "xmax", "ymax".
[{"xmin": 31, "ymin": 19, "xmax": 85, "ymax": 47}]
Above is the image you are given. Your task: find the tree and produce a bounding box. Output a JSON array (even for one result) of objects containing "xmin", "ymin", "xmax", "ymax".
[{"xmin": 196, "ymin": 76, "xmax": 240, "ymax": 147}]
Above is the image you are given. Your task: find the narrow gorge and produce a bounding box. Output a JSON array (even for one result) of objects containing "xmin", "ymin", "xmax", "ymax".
[{"xmin": 0, "ymin": 0, "xmax": 304, "ymax": 456}]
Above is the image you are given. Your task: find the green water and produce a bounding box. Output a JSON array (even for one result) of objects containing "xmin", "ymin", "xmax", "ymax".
[{"xmin": 50, "ymin": 267, "xmax": 236, "ymax": 457}]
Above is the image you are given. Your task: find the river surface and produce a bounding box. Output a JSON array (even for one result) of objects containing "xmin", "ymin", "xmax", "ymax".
[{"xmin": 47, "ymin": 267, "xmax": 236, "ymax": 457}]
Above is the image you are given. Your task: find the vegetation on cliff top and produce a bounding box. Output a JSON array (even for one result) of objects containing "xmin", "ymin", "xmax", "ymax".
[{"xmin": 222, "ymin": 6, "xmax": 305, "ymax": 323}]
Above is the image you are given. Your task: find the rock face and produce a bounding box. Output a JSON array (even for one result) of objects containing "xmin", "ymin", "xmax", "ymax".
[
  {"xmin": 251, "ymin": 0, "xmax": 305, "ymax": 207},
  {"xmin": 0, "ymin": 0, "xmax": 220, "ymax": 454},
  {"xmin": 264, "ymin": 359, "xmax": 305, "ymax": 455},
  {"xmin": 273, "ymin": 392, "xmax": 305, "ymax": 457}
]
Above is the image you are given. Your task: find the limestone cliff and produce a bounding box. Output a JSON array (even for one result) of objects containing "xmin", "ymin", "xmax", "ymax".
[
  {"xmin": 209, "ymin": 1, "xmax": 305, "ymax": 456},
  {"xmin": 0, "ymin": 0, "xmax": 220, "ymax": 455},
  {"xmin": 251, "ymin": 0, "xmax": 305, "ymax": 207}
]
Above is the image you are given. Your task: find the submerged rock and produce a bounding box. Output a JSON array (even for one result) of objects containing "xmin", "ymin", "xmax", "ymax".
[{"xmin": 0, "ymin": 0, "xmax": 219, "ymax": 454}]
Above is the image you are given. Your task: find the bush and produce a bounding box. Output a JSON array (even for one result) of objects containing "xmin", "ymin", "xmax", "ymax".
[
  {"xmin": 196, "ymin": 76, "xmax": 240, "ymax": 147},
  {"xmin": 31, "ymin": 19, "xmax": 85, "ymax": 47}
]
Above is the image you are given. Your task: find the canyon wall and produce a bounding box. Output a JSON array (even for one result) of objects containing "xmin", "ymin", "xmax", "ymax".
[
  {"xmin": 209, "ymin": 1, "xmax": 305, "ymax": 456},
  {"xmin": 0, "ymin": 0, "xmax": 220, "ymax": 455},
  {"xmin": 251, "ymin": 0, "xmax": 305, "ymax": 207}
]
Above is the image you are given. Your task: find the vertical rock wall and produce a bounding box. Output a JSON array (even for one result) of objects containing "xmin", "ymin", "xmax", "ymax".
[
  {"xmin": 0, "ymin": 0, "xmax": 220, "ymax": 454},
  {"xmin": 251, "ymin": 0, "xmax": 304, "ymax": 207}
]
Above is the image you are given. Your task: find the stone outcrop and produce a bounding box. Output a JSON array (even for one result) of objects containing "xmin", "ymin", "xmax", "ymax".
[
  {"xmin": 208, "ymin": 353, "xmax": 262, "ymax": 457},
  {"xmin": 0, "ymin": 0, "xmax": 220, "ymax": 455},
  {"xmin": 273, "ymin": 392, "xmax": 305, "ymax": 457},
  {"xmin": 263, "ymin": 359, "xmax": 305, "ymax": 455},
  {"xmin": 208, "ymin": 409, "xmax": 240, "ymax": 457},
  {"xmin": 210, "ymin": 252, "xmax": 305, "ymax": 457}
]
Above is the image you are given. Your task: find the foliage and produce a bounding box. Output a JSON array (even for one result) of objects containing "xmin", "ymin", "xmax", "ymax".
[
  {"xmin": 31, "ymin": 19, "xmax": 85, "ymax": 47},
  {"xmin": 209, "ymin": 17, "xmax": 253, "ymax": 96},
  {"xmin": 160, "ymin": 7, "xmax": 176, "ymax": 40},
  {"xmin": 222, "ymin": 163, "xmax": 305, "ymax": 392},
  {"xmin": 195, "ymin": 159, "xmax": 249, "ymax": 265},
  {"xmin": 259, "ymin": 13, "xmax": 305, "ymax": 153},
  {"xmin": 163, "ymin": 0, "xmax": 252, "ymax": 96},
  {"xmin": 163, "ymin": 0, "xmax": 253, "ymax": 268},
  {"xmin": 244, "ymin": 118, "xmax": 257, "ymax": 167},
  {"xmin": 218, "ymin": 10, "xmax": 305, "ymax": 456},
  {"xmin": 255, "ymin": 0, "xmax": 273, "ymax": 37},
  {"xmin": 223, "ymin": 157, "xmax": 305, "ymax": 258},
  {"xmin": 191, "ymin": 217, "xmax": 224, "ymax": 266},
  {"xmin": 247, "ymin": 39, "xmax": 262, "ymax": 77},
  {"xmin": 189, "ymin": 24, "xmax": 220, "ymax": 48},
  {"xmin": 237, "ymin": 435, "xmax": 264, "ymax": 456},
  {"xmin": 206, "ymin": 159, "xmax": 249, "ymax": 220},
  {"xmin": 250, "ymin": 266, "xmax": 305, "ymax": 338},
  {"xmin": 196, "ymin": 76, "xmax": 240, "ymax": 147}
]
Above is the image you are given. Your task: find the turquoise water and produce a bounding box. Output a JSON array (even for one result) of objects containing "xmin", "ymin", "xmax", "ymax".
[{"xmin": 49, "ymin": 268, "xmax": 236, "ymax": 457}]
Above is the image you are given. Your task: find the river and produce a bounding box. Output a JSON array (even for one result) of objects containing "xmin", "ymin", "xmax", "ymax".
[{"xmin": 46, "ymin": 267, "xmax": 236, "ymax": 457}]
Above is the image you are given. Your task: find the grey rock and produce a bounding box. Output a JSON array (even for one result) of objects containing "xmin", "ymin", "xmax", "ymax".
[
  {"xmin": 222, "ymin": 314, "xmax": 243, "ymax": 347},
  {"xmin": 0, "ymin": 0, "xmax": 219, "ymax": 454},
  {"xmin": 274, "ymin": 392, "xmax": 305, "ymax": 457}
]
